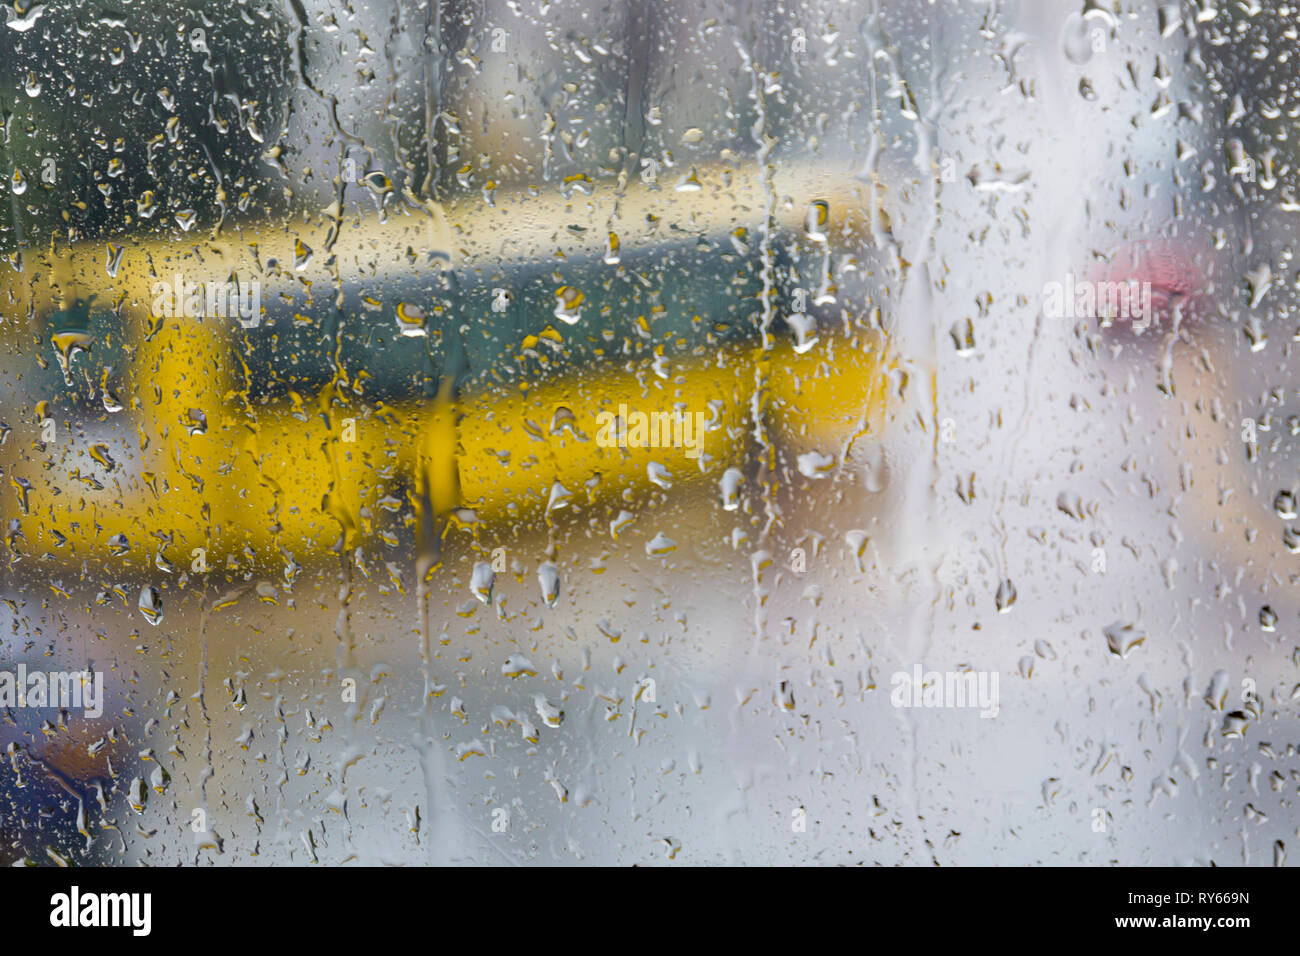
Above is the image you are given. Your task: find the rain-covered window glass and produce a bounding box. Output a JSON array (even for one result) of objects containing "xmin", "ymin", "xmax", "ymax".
[{"xmin": 0, "ymin": 0, "xmax": 1295, "ymax": 868}]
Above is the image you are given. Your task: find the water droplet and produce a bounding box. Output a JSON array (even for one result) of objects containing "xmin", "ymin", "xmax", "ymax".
[
  {"xmin": 775, "ymin": 680, "xmax": 796, "ymax": 712},
  {"xmin": 1157, "ymin": 4, "xmax": 1182, "ymax": 38},
  {"xmin": 546, "ymin": 481, "xmax": 572, "ymax": 513},
  {"xmin": 950, "ymin": 317, "xmax": 975, "ymax": 355},
  {"xmin": 138, "ymin": 586, "xmax": 163, "ymax": 626},
  {"xmin": 1061, "ymin": 14, "xmax": 1098, "ymax": 65},
  {"xmin": 610, "ymin": 509, "xmax": 634, "ymax": 538},
  {"xmin": 646, "ymin": 532, "xmax": 676, "ymax": 555},
  {"xmin": 1204, "ymin": 670, "xmax": 1230, "ymax": 710},
  {"xmin": 549, "ymin": 406, "xmax": 582, "ymax": 438},
  {"xmin": 363, "ymin": 171, "xmax": 392, "ymax": 196},
  {"xmin": 538, "ymin": 562, "xmax": 561, "ymax": 607},
  {"xmin": 720, "ymin": 468, "xmax": 743, "ymax": 511},
  {"xmin": 101, "ymin": 370, "xmax": 123, "ymax": 413},
  {"xmin": 294, "ymin": 238, "xmax": 313, "ymax": 271},
  {"xmin": 1103, "ymin": 621, "xmax": 1144, "ymax": 658},
  {"xmin": 805, "ymin": 200, "xmax": 829, "ymax": 243},
  {"xmin": 184, "ymin": 408, "xmax": 208, "ymax": 436},
  {"xmin": 395, "ymin": 302, "xmax": 427, "ymax": 337},
  {"xmin": 797, "ymin": 451, "xmax": 835, "ymax": 478},
  {"xmin": 127, "ymin": 776, "xmax": 147, "ymax": 813},
  {"xmin": 470, "ymin": 561, "xmax": 495, "ymax": 605},
  {"xmin": 11, "ymin": 476, "xmax": 31, "ymax": 514},
  {"xmin": 88, "ymin": 443, "xmax": 116, "ymax": 471},
  {"xmin": 51, "ymin": 331, "xmax": 93, "ymax": 387},
  {"xmin": 503, "ymin": 655, "xmax": 537, "ymax": 678},
  {"xmin": 730, "ymin": 227, "xmax": 750, "ymax": 255},
  {"xmin": 995, "ymin": 579, "xmax": 1017, "ymax": 613},
  {"xmin": 674, "ymin": 168, "xmax": 703, "ymax": 192},
  {"xmin": 534, "ymin": 694, "xmax": 564, "ymax": 728},
  {"xmin": 844, "ymin": 530, "xmax": 869, "ymax": 572},
  {"xmin": 1245, "ymin": 262, "xmax": 1272, "ymax": 310},
  {"xmin": 1221, "ymin": 710, "xmax": 1249, "ymax": 739},
  {"xmin": 560, "ymin": 173, "xmax": 594, "ymax": 198},
  {"xmin": 554, "ymin": 286, "xmax": 583, "ymax": 324},
  {"xmin": 105, "ymin": 243, "xmax": 124, "ymax": 277},
  {"xmin": 6, "ymin": 5, "xmax": 47, "ymax": 33},
  {"xmin": 1274, "ymin": 489, "xmax": 1296, "ymax": 520},
  {"xmin": 786, "ymin": 312, "xmax": 818, "ymax": 354}
]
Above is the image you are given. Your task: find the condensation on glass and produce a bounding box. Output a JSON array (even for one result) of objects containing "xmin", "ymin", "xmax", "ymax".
[{"xmin": 0, "ymin": 0, "xmax": 1294, "ymax": 865}]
